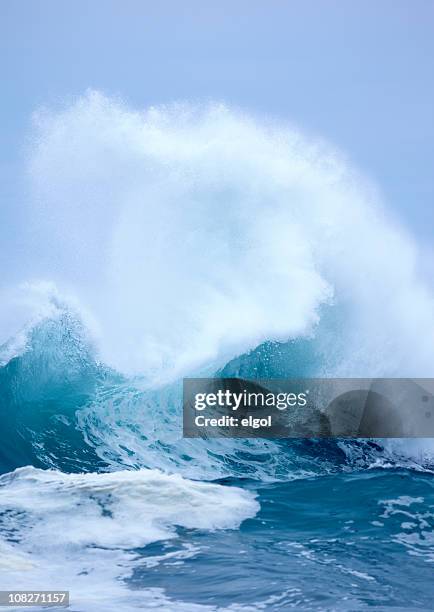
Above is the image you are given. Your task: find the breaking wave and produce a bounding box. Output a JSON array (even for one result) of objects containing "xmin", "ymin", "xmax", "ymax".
[{"xmin": 1, "ymin": 93, "xmax": 434, "ymax": 610}]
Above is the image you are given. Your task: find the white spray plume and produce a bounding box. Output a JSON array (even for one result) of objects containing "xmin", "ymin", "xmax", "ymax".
[{"xmin": 19, "ymin": 91, "xmax": 433, "ymax": 383}]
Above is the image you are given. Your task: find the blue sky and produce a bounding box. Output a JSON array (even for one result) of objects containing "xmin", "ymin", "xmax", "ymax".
[{"xmin": 1, "ymin": 0, "xmax": 433, "ymax": 261}]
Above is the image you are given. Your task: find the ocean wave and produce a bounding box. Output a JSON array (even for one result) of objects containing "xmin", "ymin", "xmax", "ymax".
[{"xmin": 1, "ymin": 95, "xmax": 434, "ymax": 609}]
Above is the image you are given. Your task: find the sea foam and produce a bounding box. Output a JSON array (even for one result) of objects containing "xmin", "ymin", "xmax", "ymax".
[{"xmin": 0, "ymin": 467, "xmax": 258, "ymax": 611}]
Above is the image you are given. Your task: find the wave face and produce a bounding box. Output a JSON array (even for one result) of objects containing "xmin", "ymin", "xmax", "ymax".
[{"xmin": 1, "ymin": 94, "xmax": 434, "ymax": 610}]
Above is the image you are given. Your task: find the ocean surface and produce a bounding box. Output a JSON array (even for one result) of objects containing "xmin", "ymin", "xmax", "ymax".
[
  {"xmin": 1, "ymin": 96, "xmax": 434, "ymax": 610},
  {"xmin": 1, "ymin": 312, "xmax": 434, "ymax": 611}
]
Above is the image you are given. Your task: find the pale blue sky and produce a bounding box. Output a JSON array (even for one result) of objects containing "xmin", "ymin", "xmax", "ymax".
[{"xmin": 1, "ymin": 0, "xmax": 433, "ymax": 272}]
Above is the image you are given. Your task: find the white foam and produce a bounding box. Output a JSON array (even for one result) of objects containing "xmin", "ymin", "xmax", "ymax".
[
  {"xmin": 22, "ymin": 91, "xmax": 433, "ymax": 382},
  {"xmin": 0, "ymin": 467, "xmax": 258, "ymax": 611},
  {"xmin": 0, "ymin": 466, "xmax": 258, "ymax": 548}
]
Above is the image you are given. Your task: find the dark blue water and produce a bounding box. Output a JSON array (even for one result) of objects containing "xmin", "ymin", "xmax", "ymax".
[{"xmin": 131, "ymin": 471, "xmax": 434, "ymax": 610}]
